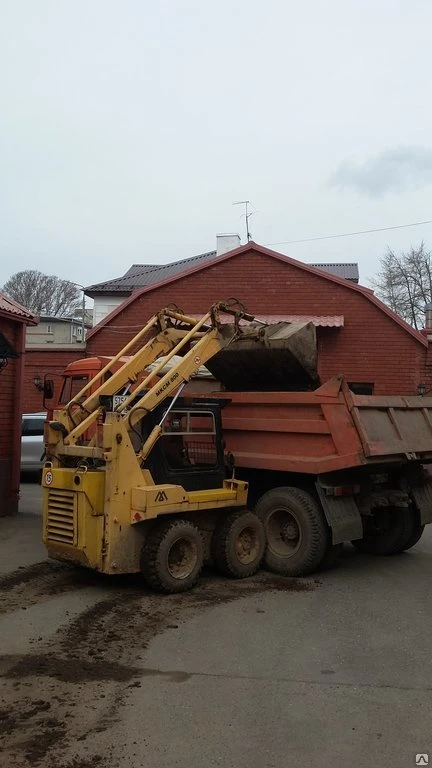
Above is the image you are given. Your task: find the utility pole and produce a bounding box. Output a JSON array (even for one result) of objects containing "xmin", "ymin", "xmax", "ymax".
[
  {"xmin": 233, "ymin": 200, "xmax": 253, "ymax": 242},
  {"xmin": 70, "ymin": 282, "xmax": 86, "ymax": 342}
]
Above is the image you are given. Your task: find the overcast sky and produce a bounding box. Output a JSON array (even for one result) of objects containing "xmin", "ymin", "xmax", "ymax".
[{"xmin": 1, "ymin": 0, "xmax": 432, "ymax": 293}]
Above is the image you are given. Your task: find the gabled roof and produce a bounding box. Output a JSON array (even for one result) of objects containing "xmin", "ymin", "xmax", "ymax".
[
  {"xmin": 0, "ymin": 293, "xmax": 38, "ymax": 324},
  {"xmin": 85, "ymin": 252, "xmax": 359, "ymax": 295},
  {"xmin": 86, "ymin": 241, "xmax": 427, "ymax": 347}
]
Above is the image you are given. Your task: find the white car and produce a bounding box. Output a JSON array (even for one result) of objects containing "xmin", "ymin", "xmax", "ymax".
[{"xmin": 21, "ymin": 413, "xmax": 46, "ymax": 473}]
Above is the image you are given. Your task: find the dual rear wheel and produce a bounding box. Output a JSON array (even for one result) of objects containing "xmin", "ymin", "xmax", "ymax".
[{"xmin": 352, "ymin": 507, "xmax": 424, "ymax": 555}]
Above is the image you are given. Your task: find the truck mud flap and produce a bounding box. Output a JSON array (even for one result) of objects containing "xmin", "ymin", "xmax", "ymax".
[
  {"xmin": 411, "ymin": 483, "xmax": 432, "ymax": 525},
  {"xmin": 316, "ymin": 485, "xmax": 363, "ymax": 545}
]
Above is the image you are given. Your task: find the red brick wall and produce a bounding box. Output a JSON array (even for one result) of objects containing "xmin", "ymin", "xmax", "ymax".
[
  {"xmin": 86, "ymin": 250, "xmax": 428, "ymax": 396},
  {"xmin": 0, "ymin": 317, "xmax": 23, "ymax": 515},
  {"xmin": 23, "ymin": 348, "xmax": 85, "ymax": 413}
]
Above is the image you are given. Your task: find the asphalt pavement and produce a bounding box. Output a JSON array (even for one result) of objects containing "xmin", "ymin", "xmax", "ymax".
[{"xmin": 0, "ymin": 481, "xmax": 431, "ymax": 768}]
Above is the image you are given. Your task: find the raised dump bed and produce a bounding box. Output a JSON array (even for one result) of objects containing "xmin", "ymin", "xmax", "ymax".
[{"xmin": 215, "ymin": 376, "xmax": 432, "ymax": 474}]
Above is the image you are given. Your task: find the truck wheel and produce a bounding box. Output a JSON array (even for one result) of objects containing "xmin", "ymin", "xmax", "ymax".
[
  {"xmin": 352, "ymin": 507, "xmax": 412, "ymax": 555},
  {"xmin": 141, "ymin": 519, "xmax": 204, "ymax": 593},
  {"xmin": 255, "ymin": 487, "xmax": 328, "ymax": 576},
  {"xmin": 212, "ymin": 511, "xmax": 265, "ymax": 578},
  {"xmin": 398, "ymin": 509, "xmax": 425, "ymax": 552}
]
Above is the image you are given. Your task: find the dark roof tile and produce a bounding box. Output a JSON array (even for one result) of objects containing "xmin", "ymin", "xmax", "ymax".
[{"xmin": 86, "ymin": 251, "xmax": 359, "ymax": 294}]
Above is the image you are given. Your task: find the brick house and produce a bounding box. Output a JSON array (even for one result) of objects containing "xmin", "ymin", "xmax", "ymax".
[
  {"xmin": 84, "ymin": 242, "xmax": 431, "ymax": 396},
  {"xmin": 0, "ymin": 294, "xmax": 37, "ymax": 516}
]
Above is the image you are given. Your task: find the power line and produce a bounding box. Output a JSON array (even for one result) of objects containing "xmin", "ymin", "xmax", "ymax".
[{"xmin": 265, "ymin": 218, "xmax": 432, "ymax": 247}]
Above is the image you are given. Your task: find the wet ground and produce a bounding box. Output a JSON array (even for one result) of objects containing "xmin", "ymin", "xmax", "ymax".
[{"xmin": 1, "ymin": 482, "xmax": 431, "ymax": 767}]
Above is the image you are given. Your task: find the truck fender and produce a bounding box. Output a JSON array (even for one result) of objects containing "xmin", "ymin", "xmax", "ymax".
[
  {"xmin": 410, "ymin": 482, "xmax": 432, "ymax": 525},
  {"xmin": 315, "ymin": 484, "xmax": 363, "ymax": 545}
]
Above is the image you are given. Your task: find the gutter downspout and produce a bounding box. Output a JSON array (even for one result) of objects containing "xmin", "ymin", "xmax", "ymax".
[{"xmin": 10, "ymin": 322, "xmax": 26, "ymax": 515}]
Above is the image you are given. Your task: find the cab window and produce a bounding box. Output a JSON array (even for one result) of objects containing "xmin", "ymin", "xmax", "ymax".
[
  {"xmin": 59, "ymin": 375, "xmax": 89, "ymax": 404},
  {"xmin": 161, "ymin": 410, "xmax": 217, "ymax": 468}
]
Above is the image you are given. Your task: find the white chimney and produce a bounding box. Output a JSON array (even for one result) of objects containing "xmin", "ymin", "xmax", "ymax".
[{"xmin": 216, "ymin": 233, "xmax": 241, "ymax": 256}]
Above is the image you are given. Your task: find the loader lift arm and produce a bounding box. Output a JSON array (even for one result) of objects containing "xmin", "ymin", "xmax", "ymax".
[{"xmin": 48, "ymin": 301, "xmax": 254, "ymax": 461}]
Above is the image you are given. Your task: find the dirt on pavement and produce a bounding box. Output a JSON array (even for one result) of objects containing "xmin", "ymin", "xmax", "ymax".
[{"xmin": 0, "ymin": 561, "xmax": 318, "ymax": 768}]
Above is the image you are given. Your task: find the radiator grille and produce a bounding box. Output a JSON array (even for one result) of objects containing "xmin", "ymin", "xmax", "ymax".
[{"xmin": 46, "ymin": 489, "xmax": 76, "ymax": 545}]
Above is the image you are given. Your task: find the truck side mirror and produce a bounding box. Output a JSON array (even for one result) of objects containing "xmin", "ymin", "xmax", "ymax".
[{"xmin": 44, "ymin": 379, "xmax": 54, "ymax": 399}]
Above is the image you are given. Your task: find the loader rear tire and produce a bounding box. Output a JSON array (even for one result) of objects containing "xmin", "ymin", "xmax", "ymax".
[
  {"xmin": 141, "ymin": 519, "xmax": 204, "ymax": 593},
  {"xmin": 352, "ymin": 507, "xmax": 412, "ymax": 555},
  {"xmin": 212, "ymin": 511, "xmax": 265, "ymax": 578},
  {"xmin": 256, "ymin": 487, "xmax": 328, "ymax": 577}
]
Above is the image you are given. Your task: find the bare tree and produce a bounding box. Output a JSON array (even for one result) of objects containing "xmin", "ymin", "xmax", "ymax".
[
  {"xmin": 371, "ymin": 242, "xmax": 432, "ymax": 329},
  {"xmin": 2, "ymin": 270, "xmax": 81, "ymax": 317}
]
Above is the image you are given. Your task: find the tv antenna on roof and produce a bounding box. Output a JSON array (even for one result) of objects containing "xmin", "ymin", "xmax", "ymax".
[{"xmin": 233, "ymin": 200, "xmax": 253, "ymax": 242}]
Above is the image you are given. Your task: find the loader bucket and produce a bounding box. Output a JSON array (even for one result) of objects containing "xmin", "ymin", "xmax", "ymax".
[{"xmin": 207, "ymin": 321, "xmax": 319, "ymax": 391}]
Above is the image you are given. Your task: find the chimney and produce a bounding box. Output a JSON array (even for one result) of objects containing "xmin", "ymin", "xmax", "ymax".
[
  {"xmin": 425, "ymin": 302, "xmax": 432, "ymax": 328},
  {"xmin": 216, "ymin": 233, "xmax": 241, "ymax": 256}
]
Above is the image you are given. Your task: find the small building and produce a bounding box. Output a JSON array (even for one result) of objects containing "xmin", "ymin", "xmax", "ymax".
[
  {"xmin": 0, "ymin": 294, "xmax": 37, "ymax": 516},
  {"xmin": 26, "ymin": 315, "xmax": 92, "ymax": 346}
]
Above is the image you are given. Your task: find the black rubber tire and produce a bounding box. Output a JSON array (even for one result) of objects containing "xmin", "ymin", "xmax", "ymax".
[
  {"xmin": 141, "ymin": 519, "xmax": 204, "ymax": 593},
  {"xmin": 255, "ymin": 487, "xmax": 329, "ymax": 577},
  {"xmin": 352, "ymin": 507, "xmax": 413, "ymax": 555},
  {"xmin": 398, "ymin": 509, "xmax": 425, "ymax": 552},
  {"xmin": 320, "ymin": 542, "xmax": 344, "ymax": 570},
  {"xmin": 212, "ymin": 511, "xmax": 265, "ymax": 578}
]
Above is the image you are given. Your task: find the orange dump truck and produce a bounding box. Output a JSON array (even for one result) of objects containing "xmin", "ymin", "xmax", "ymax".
[{"xmin": 203, "ymin": 375, "xmax": 432, "ymax": 571}]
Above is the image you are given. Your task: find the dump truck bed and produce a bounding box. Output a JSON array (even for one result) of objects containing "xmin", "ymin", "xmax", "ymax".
[{"xmin": 212, "ymin": 377, "xmax": 432, "ymax": 474}]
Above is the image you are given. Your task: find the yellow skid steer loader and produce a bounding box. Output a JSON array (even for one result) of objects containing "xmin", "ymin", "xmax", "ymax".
[{"xmin": 42, "ymin": 302, "xmax": 273, "ymax": 592}]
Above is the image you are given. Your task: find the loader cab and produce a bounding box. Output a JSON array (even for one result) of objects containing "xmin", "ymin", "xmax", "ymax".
[{"xmin": 144, "ymin": 400, "xmax": 227, "ymax": 491}]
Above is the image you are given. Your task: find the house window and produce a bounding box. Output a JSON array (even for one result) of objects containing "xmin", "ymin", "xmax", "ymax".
[
  {"xmin": 76, "ymin": 326, "xmax": 83, "ymax": 338},
  {"xmin": 47, "ymin": 324, "xmax": 53, "ymax": 334},
  {"xmin": 349, "ymin": 382, "xmax": 374, "ymax": 395}
]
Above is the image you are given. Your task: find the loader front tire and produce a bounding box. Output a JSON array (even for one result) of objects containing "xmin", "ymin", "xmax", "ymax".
[
  {"xmin": 141, "ymin": 519, "xmax": 204, "ymax": 593},
  {"xmin": 256, "ymin": 487, "xmax": 328, "ymax": 577},
  {"xmin": 212, "ymin": 510, "xmax": 265, "ymax": 578}
]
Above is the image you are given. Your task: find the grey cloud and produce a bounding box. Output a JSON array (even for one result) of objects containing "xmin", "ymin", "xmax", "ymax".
[{"xmin": 330, "ymin": 146, "xmax": 432, "ymax": 197}]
